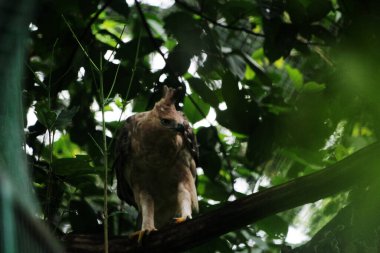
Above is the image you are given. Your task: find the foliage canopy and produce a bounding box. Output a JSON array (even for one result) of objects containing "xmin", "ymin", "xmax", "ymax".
[{"xmin": 25, "ymin": 0, "xmax": 380, "ymax": 252}]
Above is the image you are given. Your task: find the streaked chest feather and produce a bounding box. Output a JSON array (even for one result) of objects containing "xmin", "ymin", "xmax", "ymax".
[{"xmin": 130, "ymin": 124, "xmax": 185, "ymax": 169}]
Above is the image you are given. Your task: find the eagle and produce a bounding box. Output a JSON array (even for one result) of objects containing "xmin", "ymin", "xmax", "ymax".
[{"xmin": 114, "ymin": 86, "xmax": 199, "ymax": 241}]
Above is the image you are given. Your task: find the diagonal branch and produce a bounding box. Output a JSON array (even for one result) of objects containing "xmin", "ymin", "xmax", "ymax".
[
  {"xmin": 134, "ymin": 0, "xmax": 167, "ymax": 60},
  {"xmin": 64, "ymin": 142, "xmax": 380, "ymax": 253}
]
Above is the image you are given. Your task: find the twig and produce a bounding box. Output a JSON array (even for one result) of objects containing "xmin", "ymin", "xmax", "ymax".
[
  {"xmin": 52, "ymin": 0, "xmax": 113, "ymax": 92},
  {"xmin": 63, "ymin": 15, "xmax": 99, "ymax": 72},
  {"xmin": 88, "ymin": 133, "xmax": 104, "ymax": 155},
  {"xmin": 45, "ymin": 40, "xmax": 58, "ymax": 222},
  {"xmin": 107, "ymin": 30, "xmax": 142, "ymax": 151},
  {"xmin": 104, "ymin": 25, "xmax": 128, "ymax": 101},
  {"xmin": 99, "ymin": 54, "xmax": 110, "ymax": 253}
]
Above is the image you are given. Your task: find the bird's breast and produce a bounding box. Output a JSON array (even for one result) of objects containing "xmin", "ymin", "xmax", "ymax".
[{"xmin": 132, "ymin": 130, "xmax": 184, "ymax": 168}]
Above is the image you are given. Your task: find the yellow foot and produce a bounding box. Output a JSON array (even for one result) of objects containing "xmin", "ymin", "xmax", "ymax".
[
  {"xmin": 129, "ymin": 228, "xmax": 157, "ymax": 244},
  {"xmin": 173, "ymin": 216, "xmax": 190, "ymax": 224}
]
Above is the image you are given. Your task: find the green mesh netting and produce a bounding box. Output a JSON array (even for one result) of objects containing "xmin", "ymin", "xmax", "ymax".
[{"xmin": 0, "ymin": 1, "xmax": 62, "ymax": 252}]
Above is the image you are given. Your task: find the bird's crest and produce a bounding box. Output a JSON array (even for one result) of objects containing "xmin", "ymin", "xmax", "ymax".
[
  {"xmin": 161, "ymin": 85, "xmax": 181, "ymax": 105},
  {"xmin": 153, "ymin": 86, "xmax": 182, "ymax": 115}
]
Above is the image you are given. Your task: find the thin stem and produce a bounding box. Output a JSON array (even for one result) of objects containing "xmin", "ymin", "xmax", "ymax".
[
  {"xmin": 48, "ymin": 39, "xmax": 58, "ymax": 108},
  {"xmin": 45, "ymin": 39, "xmax": 58, "ymax": 221},
  {"xmin": 99, "ymin": 54, "xmax": 109, "ymax": 253},
  {"xmin": 62, "ymin": 15, "xmax": 99, "ymax": 72},
  {"xmin": 104, "ymin": 24, "xmax": 127, "ymax": 70},
  {"xmin": 105, "ymin": 25, "xmax": 127, "ymax": 107},
  {"xmin": 88, "ymin": 133, "xmax": 104, "ymax": 155},
  {"xmin": 52, "ymin": 0, "xmax": 112, "ymax": 90},
  {"xmin": 123, "ymin": 31, "xmax": 141, "ymax": 108},
  {"xmin": 105, "ymin": 63, "xmax": 121, "ymax": 102},
  {"xmin": 45, "ymin": 129, "xmax": 53, "ymax": 220},
  {"xmin": 107, "ymin": 31, "xmax": 142, "ymax": 150}
]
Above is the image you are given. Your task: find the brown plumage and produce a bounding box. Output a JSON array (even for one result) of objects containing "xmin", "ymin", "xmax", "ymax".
[{"xmin": 114, "ymin": 86, "xmax": 198, "ymax": 233}]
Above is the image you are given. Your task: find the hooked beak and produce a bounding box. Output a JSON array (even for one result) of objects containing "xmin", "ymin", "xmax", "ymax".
[{"xmin": 175, "ymin": 123, "xmax": 185, "ymax": 133}]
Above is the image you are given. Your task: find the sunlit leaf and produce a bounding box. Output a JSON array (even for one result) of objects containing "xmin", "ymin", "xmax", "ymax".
[
  {"xmin": 303, "ymin": 81, "xmax": 326, "ymax": 93},
  {"xmin": 183, "ymin": 93, "xmax": 210, "ymax": 124},
  {"xmin": 285, "ymin": 65, "xmax": 303, "ymax": 90}
]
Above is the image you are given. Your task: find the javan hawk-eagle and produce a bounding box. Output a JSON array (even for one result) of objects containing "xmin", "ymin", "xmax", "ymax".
[{"xmin": 114, "ymin": 86, "xmax": 198, "ymax": 241}]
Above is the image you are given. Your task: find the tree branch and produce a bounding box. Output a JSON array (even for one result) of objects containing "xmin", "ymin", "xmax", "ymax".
[
  {"xmin": 134, "ymin": 0, "xmax": 166, "ymax": 60},
  {"xmin": 64, "ymin": 142, "xmax": 380, "ymax": 253}
]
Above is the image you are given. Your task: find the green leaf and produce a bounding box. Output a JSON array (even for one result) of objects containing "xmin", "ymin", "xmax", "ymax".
[
  {"xmin": 241, "ymin": 52, "xmax": 272, "ymax": 86},
  {"xmin": 303, "ymin": 81, "xmax": 326, "ymax": 93},
  {"xmin": 53, "ymin": 134, "xmax": 82, "ymax": 158},
  {"xmin": 116, "ymin": 37, "xmax": 163, "ymax": 58},
  {"xmin": 218, "ymin": 72, "xmax": 259, "ymax": 134},
  {"xmin": 256, "ymin": 215, "xmax": 289, "ymax": 239},
  {"xmin": 286, "ymin": 0, "xmax": 332, "ymax": 24},
  {"xmin": 263, "ymin": 21, "xmax": 297, "ymax": 62},
  {"xmin": 183, "ymin": 93, "xmax": 210, "ymax": 124},
  {"xmin": 166, "ymin": 44, "xmax": 192, "ymax": 76},
  {"xmin": 188, "ymin": 78, "xmax": 219, "ymax": 108},
  {"xmin": 52, "ymin": 155, "xmax": 100, "ymax": 177},
  {"xmin": 54, "ymin": 107, "xmax": 79, "ymax": 130},
  {"xmin": 219, "ymin": 0, "xmax": 260, "ymax": 22},
  {"xmin": 199, "ymin": 149, "xmax": 222, "ymax": 180},
  {"xmin": 285, "ymin": 65, "xmax": 304, "ymax": 90},
  {"xmin": 164, "ymin": 11, "xmax": 203, "ymax": 54},
  {"xmin": 196, "ymin": 127, "xmax": 219, "ymax": 148},
  {"xmin": 164, "ymin": 38, "xmax": 177, "ymax": 51},
  {"xmin": 108, "ymin": 0, "xmax": 130, "ymax": 19},
  {"xmin": 132, "ymin": 94, "xmax": 148, "ymax": 112},
  {"xmin": 35, "ymin": 101, "xmax": 57, "ymax": 129},
  {"xmin": 197, "ymin": 55, "xmax": 224, "ymax": 80},
  {"xmin": 95, "ymin": 28, "xmax": 122, "ymax": 47},
  {"xmin": 226, "ymin": 54, "xmax": 246, "ymax": 79},
  {"xmin": 246, "ymin": 119, "xmax": 276, "ymax": 166},
  {"xmin": 197, "ymin": 175, "xmax": 228, "ymax": 201},
  {"xmin": 64, "ymin": 174, "xmax": 97, "ymax": 189}
]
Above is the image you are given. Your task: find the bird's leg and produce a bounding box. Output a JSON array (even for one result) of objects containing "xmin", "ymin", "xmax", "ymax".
[
  {"xmin": 130, "ymin": 192, "xmax": 157, "ymax": 243},
  {"xmin": 174, "ymin": 184, "xmax": 192, "ymax": 224},
  {"xmin": 140, "ymin": 192, "xmax": 155, "ymax": 231}
]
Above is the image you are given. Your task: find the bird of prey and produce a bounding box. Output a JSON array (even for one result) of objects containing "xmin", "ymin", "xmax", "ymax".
[{"xmin": 114, "ymin": 86, "xmax": 199, "ymax": 241}]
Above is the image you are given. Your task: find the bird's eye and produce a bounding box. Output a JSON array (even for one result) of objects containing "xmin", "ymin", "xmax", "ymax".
[{"xmin": 160, "ymin": 118, "xmax": 172, "ymax": 126}]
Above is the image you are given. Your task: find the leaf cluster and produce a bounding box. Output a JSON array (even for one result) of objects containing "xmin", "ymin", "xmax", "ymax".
[{"xmin": 25, "ymin": 0, "xmax": 380, "ymax": 252}]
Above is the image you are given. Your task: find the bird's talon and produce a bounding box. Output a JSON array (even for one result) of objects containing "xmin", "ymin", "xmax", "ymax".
[
  {"xmin": 173, "ymin": 216, "xmax": 190, "ymax": 224},
  {"xmin": 129, "ymin": 229, "xmax": 157, "ymax": 244}
]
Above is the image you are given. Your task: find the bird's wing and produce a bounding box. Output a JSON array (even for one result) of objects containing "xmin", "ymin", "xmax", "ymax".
[
  {"xmin": 183, "ymin": 117, "xmax": 199, "ymax": 178},
  {"xmin": 114, "ymin": 116, "xmax": 137, "ymax": 208},
  {"xmin": 182, "ymin": 116, "xmax": 199, "ymax": 212}
]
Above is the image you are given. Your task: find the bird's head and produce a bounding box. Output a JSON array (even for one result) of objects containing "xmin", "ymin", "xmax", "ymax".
[{"xmin": 153, "ymin": 86, "xmax": 186, "ymax": 133}]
